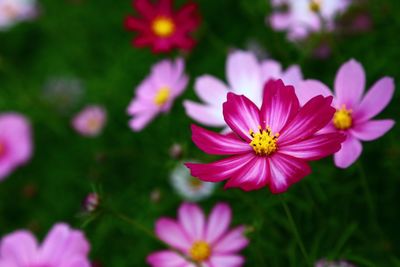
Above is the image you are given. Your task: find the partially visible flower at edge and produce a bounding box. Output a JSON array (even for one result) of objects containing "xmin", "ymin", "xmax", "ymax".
[
  {"xmin": 0, "ymin": 0, "xmax": 38, "ymax": 31},
  {"xmin": 315, "ymin": 259, "xmax": 356, "ymax": 267},
  {"xmin": 72, "ymin": 105, "xmax": 107, "ymax": 137}
]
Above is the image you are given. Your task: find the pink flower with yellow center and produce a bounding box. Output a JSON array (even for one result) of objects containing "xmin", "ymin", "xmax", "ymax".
[
  {"xmin": 127, "ymin": 58, "xmax": 188, "ymax": 131},
  {"xmin": 72, "ymin": 105, "xmax": 107, "ymax": 137},
  {"xmin": 295, "ymin": 59, "xmax": 395, "ymax": 168},
  {"xmin": 186, "ymin": 79, "xmax": 345, "ymax": 193},
  {"xmin": 147, "ymin": 202, "xmax": 248, "ymax": 267}
]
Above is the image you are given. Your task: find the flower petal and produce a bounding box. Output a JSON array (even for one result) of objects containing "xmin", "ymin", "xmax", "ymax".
[
  {"xmin": 213, "ymin": 226, "xmax": 249, "ymax": 254},
  {"xmin": 223, "ymin": 93, "xmax": 261, "ymax": 141},
  {"xmin": 155, "ymin": 218, "xmax": 191, "ymax": 251},
  {"xmin": 334, "ymin": 59, "xmax": 365, "ymax": 107},
  {"xmin": 147, "ymin": 250, "xmax": 193, "ymax": 267},
  {"xmin": 295, "ymin": 80, "xmax": 333, "ymax": 106},
  {"xmin": 351, "ymin": 119, "xmax": 394, "ymax": 141},
  {"xmin": 282, "ymin": 65, "xmax": 303, "ymax": 87},
  {"xmin": 354, "ymin": 77, "xmax": 395, "ymax": 122},
  {"xmin": 133, "ymin": 0, "xmax": 156, "ymax": 19},
  {"xmin": 178, "ymin": 203, "xmax": 206, "ymax": 242},
  {"xmin": 194, "ymin": 75, "xmax": 229, "ymax": 106},
  {"xmin": 334, "ymin": 134, "xmax": 363, "ymax": 169},
  {"xmin": 0, "ymin": 231, "xmax": 38, "ymax": 265},
  {"xmin": 261, "ymin": 60, "xmax": 282, "ymax": 83},
  {"xmin": 183, "ymin": 101, "xmax": 225, "ymax": 127},
  {"xmin": 128, "ymin": 110, "xmax": 158, "ymax": 132},
  {"xmin": 206, "ymin": 203, "xmax": 232, "ymax": 244},
  {"xmin": 208, "ymin": 255, "xmax": 245, "ymax": 267}
]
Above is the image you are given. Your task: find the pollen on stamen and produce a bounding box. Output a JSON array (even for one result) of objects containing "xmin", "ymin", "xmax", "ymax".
[{"xmin": 249, "ymin": 126, "xmax": 279, "ymax": 156}]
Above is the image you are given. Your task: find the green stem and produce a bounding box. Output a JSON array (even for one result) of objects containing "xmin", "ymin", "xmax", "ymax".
[{"xmin": 279, "ymin": 195, "xmax": 311, "ymax": 266}]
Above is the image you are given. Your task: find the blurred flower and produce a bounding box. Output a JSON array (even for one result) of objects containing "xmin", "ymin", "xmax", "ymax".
[
  {"xmin": 0, "ymin": 113, "xmax": 33, "ymax": 181},
  {"xmin": 0, "ymin": 223, "xmax": 91, "ymax": 266},
  {"xmin": 268, "ymin": 0, "xmax": 350, "ymax": 41},
  {"xmin": 0, "ymin": 0, "xmax": 37, "ymax": 30},
  {"xmin": 170, "ymin": 161, "xmax": 216, "ymax": 202},
  {"xmin": 313, "ymin": 41, "xmax": 332, "ymax": 59},
  {"xmin": 72, "ymin": 105, "xmax": 107, "ymax": 137},
  {"xmin": 125, "ymin": 0, "xmax": 200, "ymax": 53},
  {"xmin": 184, "ymin": 50, "xmax": 303, "ymax": 131},
  {"xmin": 169, "ymin": 143, "xmax": 183, "ymax": 159},
  {"xmin": 150, "ymin": 188, "xmax": 162, "ymax": 203},
  {"xmin": 127, "ymin": 58, "xmax": 188, "ymax": 131},
  {"xmin": 186, "ymin": 79, "xmax": 345, "ymax": 193},
  {"xmin": 82, "ymin": 192, "xmax": 100, "ymax": 213},
  {"xmin": 315, "ymin": 259, "xmax": 356, "ymax": 267},
  {"xmin": 295, "ymin": 59, "xmax": 395, "ymax": 168},
  {"xmin": 147, "ymin": 202, "xmax": 248, "ymax": 266}
]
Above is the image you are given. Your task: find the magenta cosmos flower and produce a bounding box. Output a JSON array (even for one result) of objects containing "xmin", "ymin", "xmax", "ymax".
[
  {"xmin": 0, "ymin": 223, "xmax": 91, "ymax": 267},
  {"xmin": 184, "ymin": 50, "xmax": 303, "ymax": 131},
  {"xmin": 269, "ymin": 0, "xmax": 350, "ymax": 41},
  {"xmin": 295, "ymin": 59, "xmax": 395, "ymax": 168},
  {"xmin": 147, "ymin": 202, "xmax": 248, "ymax": 267},
  {"xmin": 127, "ymin": 58, "xmax": 188, "ymax": 131},
  {"xmin": 72, "ymin": 105, "xmax": 107, "ymax": 137},
  {"xmin": 0, "ymin": 113, "xmax": 32, "ymax": 181},
  {"xmin": 186, "ymin": 79, "xmax": 345, "ymax": 193}
]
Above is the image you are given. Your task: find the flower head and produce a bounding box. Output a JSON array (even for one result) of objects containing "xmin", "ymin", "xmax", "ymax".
[
  {"xmin": 72, "ymin": 105, "xmax": 107, "ymax": 137},
  {"xmin": 0, "ymin": 223, "xmax": 91, "ymax": 267},
  {"xmin": 186, "ymin": 79, "xmax": 345, "ymax": 193},
  {"xmin": 147, "ymin": 202, "xmax": 248, "ymax": 266},
  {"xmin": 0, "ymin": 113, "xmax": 32, "ymax": 181},
  {"xmin": 295, "ymin": 59, "xmax": 395, "ymax": 168},
  {"xmin": 125, "ymin": 0, "xmax": 200, "ymax": 53},
  {"xmin": 268, "ymin": 0, "xmax": 350, "ymax": 41},
  {"xmin": 82, "ymin": 192, "xmax": 100, "ymax": 213},
  {"xmin": 184, "ymin": 50, "xmax": 303, "ymax": 131},
  {"xmin": 127, "ymin": 58, "xmax": 188, "ymax": 131},
  {"xmin": 0, "ymin": 0, "xmax": 37, "ymax": 30}
]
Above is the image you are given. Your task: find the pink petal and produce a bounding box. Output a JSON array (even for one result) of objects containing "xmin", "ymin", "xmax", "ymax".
[
  {"xmin": 208, "ymin": 255, "xmax": 245, "ymax": 267},
  {"xmin": 260, "ymin": 79, "xmax": 300, "ymax": 133},
  {"xmin": 0, "ymin": 231, "xmax": 38, "ymax": 265},
  {"xmin": 124, "ymin": 16, "xmax": 148, "ymax": 31},
  {"xmin": 295, "ymin": 80, "xmax": 333, "ymax": 106},
  {"xmin": 334, "ymin": 134, "xmax": 363, "ymax": 169},
  {"xmin": 223, "ymin": 93, "xmax": 261, "ymax": 142},
  {"xmin": 206, "ymin": 203, "xmax": 232, "ymax": 244},
  {"xmin": 334, "ymin": 59, "xmax": 365, "ymax": 107},
  {"xmin": 155, "ymin": 218, "xmax": 191, "ymax": 251},
  {"xmin": 194, "ymin": 75, "xmax": 229, "ymax": 106},
  {"xmin": 282, "ymin": 65, "xmax": 303, "ymax": 86},
  {"xmin": 269, "ymin": 13, "xmax": 291, "ymax": 30},
  {"xmin": 185, "ymin": 153, "xmax": 255, "ymax": 183},
  {"xmin": 178, "ymin": 203, "xmax": 206, "ymax": 242},
  {"xmin": 269, "ymin": 153, "xmax": 311, "ymax": 194},
  {"xmin": 351, "ymin": 119, "xmax": 394, "ymax": 141},
  {"xmin": 191, "ymin": 124, "xmax": 251, "ymax": 155},
  {"xmin": 183, "ymin": 101, "xmax": 225, "ymax": 127},
  {"xmin": 261, "ymin": 60, "xmax": 282, "ymax": 82},
  {"xmin": 128, "ymin": 110, "xmax": 158, "ymax": 132},
  {"xmin": 147, "ymin": 250, "xmax": 192, "ymax": 267},
  {"xmin": 133, "ymin": 0, "xmax": 156, "ymax": 19},
  {"xmin": 279, "ymin": 95, "xmax": 335, "ymax": 145},
  {"xmin": 59, "ymin": 257, "xmax": 91, "ymax": 267},
  {"xmin": 279, "ymin": 133, "xmax": 345, "ymax": 160},
  {"xmin": 0, "ymin": 260, "xmax": 18, "ymax": 267},
  {"xmin": 354, "ymin": 77, "xmax": 395, "ymax": 122},
  {"xmin": 213, "ymin": 226, "xmax": 248, "ymax": 254}
]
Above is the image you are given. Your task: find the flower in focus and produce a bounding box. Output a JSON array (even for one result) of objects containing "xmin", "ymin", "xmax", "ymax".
[
  {"xmin": 0, "ymin": 223, "xmax": 91, "ymax": 267},
  {"xmin": 124, "ymin": 0, "xmax": 200, "ymax": 53},
  {"xmin": 170, "ymin": 161, "xmax": 216, "ymax": 202},
  {"xmin": 147, "ymin": 202, "xmax": 248, "ymax": 267},
  {"xmin": 0, "ymin": 113, "xmax": 32, "ymax": 181},
  {"xmin": 315, "ymin": 259, "xmax": 356, "ymax": 267},
  {"xmin": 184, "ymin": 50, "xmax": 303, "ymax": 131},
  {"xmin": 82, "ymin": 192, "xmax": 100, "ymax": 213},
  {"xmin": 268, "ymin": 0, "xmax": 350, "ymax": 41},
  {"xmin": 72, "ymin": 105, "xmax": 107, "ymax": 137},
  {"xmin": 127, "ymin": 58, "xmax": 188, "ymax": 131},
  {"xmin": 0, "ymin": 0, "xmax": 37, "ymax": 30},
  {"xmin": 186, "ymin": 79, "xmax": 345, "ymax": 193},
  {"xmin": 295, "ymin": 59, "xmax": 395, "ymax": 168}
]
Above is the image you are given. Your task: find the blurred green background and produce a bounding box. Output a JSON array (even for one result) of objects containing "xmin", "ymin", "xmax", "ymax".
[{"xmin": 0, "ymin": 0, "xmax": 399, "ymax": 266}]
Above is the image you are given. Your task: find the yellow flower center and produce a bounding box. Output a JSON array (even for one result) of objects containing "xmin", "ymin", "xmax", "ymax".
[
  {"xmin": 333, "ymin": 105, "xmax": 352, "ymax": 130},
  {"xmin": 249, "ymin": 126, "xmax": 279, "ymax": 156},
  {"xmin": 87, "ymin": 117, "xmax": 100, "ymax": 132},
  {"xmin": 309, "ymin": 0, "xmax": 322, "ymax": 13},
  {"xmin": 189, "ymin": 241, "xmax": 211, "ymax": 262},
  {"xmin": 152, "ymin": 17, "xmax": 175, "ymax": 37},
  {"xmin": 154, "ymin": 87, "xmax": 170, "ymax": 106}
]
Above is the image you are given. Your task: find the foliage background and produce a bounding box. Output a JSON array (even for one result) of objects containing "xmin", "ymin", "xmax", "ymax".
[{"xmin": 0, "ymin": 0, "xmax": 399, "ymax": 266}]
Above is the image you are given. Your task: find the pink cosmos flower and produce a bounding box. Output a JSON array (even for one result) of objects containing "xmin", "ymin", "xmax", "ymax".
[
  {"xmin": 0, "ymin": 113, "xmax": 32, "ymax": 181},
  {"xmin": 268, "ymin": 0, "xmax": 350, "ymax": 41},
  {"xmin": 147, "ymin": 202, "xmax": 248, "ymax": 267},
  {"xmin": 186, "ymin": 79, "xmax": 345, "ymax": 193},
  {"xmin": 183, "ymin": 50, "xmax": 303, "ymax": 130},
  {"xmin": 0, "ymin": 223, "xmax": 91, "ymax": 267},
  {"xmin": 295, "ymin": 59, "xmax": 395, "ymax": 168},
  {"xmin": 72, "ymin": 105, "xmax": 107, "ymax": 137},
  {"xmin": 0, "ymin": 0, "xmax": 37, "ymax": 30},
  {"xmin": 127, "ymin": 58, "xmax": 188, "ymax": 131}
]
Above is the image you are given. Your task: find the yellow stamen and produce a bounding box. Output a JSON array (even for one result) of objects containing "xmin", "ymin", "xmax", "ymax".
[
  {"xmin": 154, "ymin": 87, "xmax": 170, "ymax": 106},
  {"xmin": 309, "ymin": 0, "xmax": 322, "ymax": 13},
  {"xmin": 333, "ymin": 104, "xmax": 352, "ymax": 130},
  {"xmin": 249, "ymin": 126, "xmax": 279, "ymax": 156},
  {"xmin": 189, "ymin": 241, "xmax": 211, "ymax": 262},
  {"xmin": 152, "ymin": 17, "xmax": 175, "ymax": 37},
  {"xmin": 87, "ymin": 117, "xmax": 100, "ymax": 131}
]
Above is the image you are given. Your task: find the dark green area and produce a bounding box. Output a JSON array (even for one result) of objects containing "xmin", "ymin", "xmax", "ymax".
[{"xmin": 0, "ymin": 0, "xmax": 399, "ymax": 266}]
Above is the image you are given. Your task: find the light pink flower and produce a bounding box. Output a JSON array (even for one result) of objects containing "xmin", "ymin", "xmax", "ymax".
[
  {"xmin": 127, "ymin": 58, "xmax": 188, "ymax": 131},
  {"xmin": 72, "ymin": 105, "xmax": 107, "ymax": 137},
  {"xmin": 0, "ymin": 0, "xmax": 37, "ymax": 30},
  {"xmin": 147, "ymin": 202, "xmax": 248, "ymax": 267},
  {"xmin": 295, "ymin": 59, "xmax": 395, "ymax": 168},
  {"xmin": 183, "ymin": 50, "xmax": 303, "ymax": 130},
  {"xmin": 0, "ymin": 113, "xmax": 32, "ymax": 181},
  {"xmin": 0, "ymin": 223, "xmax": 91, "ymax": 267},
  {"xmin": 186, "ymin": 79, "xmax": 345, "ymax": 193},
  {"xmin": 268, "ymin": 0, "xmax": 350, "ymax": 40}
]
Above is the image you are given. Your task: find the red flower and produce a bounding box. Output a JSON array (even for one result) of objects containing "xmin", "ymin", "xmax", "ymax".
[{"xmin": 125, "ymin": 0, "xmax": 201, "ymax": 53}]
